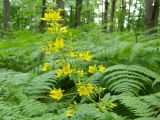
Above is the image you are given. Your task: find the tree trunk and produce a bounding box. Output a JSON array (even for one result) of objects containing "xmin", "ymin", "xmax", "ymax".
[
  {"xmin": 104, "ymin": 0, "xmax": 109, "ymax": 30},
  {"xmin": 3, "ymin": 0, "xmax": 10, "ymax": 30},
  {"xmin": 39, "ymin": 0, "xmax": 46, "ymax": 33},
  {"xmin": 56, "ymin": 0, "xmax": 65, "ymax": 19},
  {"xmin": 127, "ymin": 0, "xmax": 132, "ymax": 31},
  {"xmin": 109, "ymin": 0, "xmax": 116, "ymax": 32},
  {"xmin": 75, "ymin": 0, "xmax": 83, "ymax": 27},
  {"xmin": 137, "ymin": 1, "xmax": 143, "ymax": 31},
  {"xmin": 144, "ymin": 0, "xmax": 159, "ymax": 33},
  {"xmin": 102, "ymin": 0, "xmax": 104, "ymax": 24},
  {"xmin": 119, "ymin": 0, "xmax": 126, "ymax": 31},
  {"xmin": 85, "ymin": 0, "xmax": 90, "ymax": 24},
  {"xmin": 69, "ymin": 6, "xmax": 74, "ymax": 27},
  {"xmin": 154, "ymin": 0, "xmax": 159, "ymax": 27}
]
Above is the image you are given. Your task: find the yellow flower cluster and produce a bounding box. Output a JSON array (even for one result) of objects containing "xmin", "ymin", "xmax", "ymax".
[
  {"xmin": 41, "ymin": 11, "xmax": 62, "ymax": 21},
  {"xmin": 66, "ymin": 109, "xmax": 74, "ymax": 117},
  {"xmin": 41, "ymin": 62, "xmax": 50, "ymax": 72},
  {"xmin": 41, "ymin": 10, "xmax": 68, "ymax": 34},
  {"xmin": 56, "ymin": 63, "xmax": 72, "ymax": 77},
  {"xmin": 66, "ymin": 102, "xmax": 78, "ymax": 117},
  {"xmin": 48, "ymin": 24, "xmax": 68, "ymax": 34},
  {"xmin": 88, "ymin": 65, "xmax": 96, "ymax": 73},
  {"xmin": 77, "ymin": 84, "xmax": 94, "ymax": 96},
  {"xmin": 42, "ymin": 38, "xmax": 64, "ymax": 56},
  {"xmin": 49, "ymin": 88, "xmax": 64, "ymax": 100},
  {"xmin": 79, "ymin": 51, "xmax": 92, "ymax": 61},
  {"xmin": 54, "ymin": 38, "xmax": 64, "ymax": 49},
  {"xmin": 88, "ymin": 65, "xmax": 106, "ymax": 74},
  {"xmin": 76, "ymin": 69, "xmax": 84, "ymax": 77}
]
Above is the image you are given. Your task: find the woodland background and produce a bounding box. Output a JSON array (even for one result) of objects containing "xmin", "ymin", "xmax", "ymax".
[{"xmin": 0, "ymin": 0, "xmax": 160, "ymax": 120}]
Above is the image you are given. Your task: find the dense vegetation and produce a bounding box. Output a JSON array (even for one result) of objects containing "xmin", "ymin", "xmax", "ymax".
[{"xmin": 0, "ymin": 0, "xmax": 160, "ymax": 120}]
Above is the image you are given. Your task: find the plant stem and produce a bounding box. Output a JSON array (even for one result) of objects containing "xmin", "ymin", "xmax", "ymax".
[
  {"xmin": 61, "ymin": 49, "xmax": 67, "ymax": 63},
  {"xmin": 87, "ymin": 96, "xmax": 103, "ymax": 112}
]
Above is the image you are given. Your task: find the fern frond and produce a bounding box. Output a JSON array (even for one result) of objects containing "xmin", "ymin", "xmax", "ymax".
[
  {"xmin": 134, "ymin": 117, "xmax": 160, "ymax": 120},
  {"xmin": 102, "ymin": 65, "xmax": 160, "ymax": 96},
  {"xmin": 118, "ymin": 96, "xmax": 155, "ymax": 117}
]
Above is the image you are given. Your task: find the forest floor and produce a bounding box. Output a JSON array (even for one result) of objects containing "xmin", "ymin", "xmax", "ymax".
[{"xmin": 0, "ymin": 25, "xmax": 160, "ymax": 120}]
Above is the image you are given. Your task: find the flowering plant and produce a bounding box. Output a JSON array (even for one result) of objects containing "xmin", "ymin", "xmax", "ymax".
[{"xmin": 40, "ymin": 2, "xmax": 116, "ymax": 117}]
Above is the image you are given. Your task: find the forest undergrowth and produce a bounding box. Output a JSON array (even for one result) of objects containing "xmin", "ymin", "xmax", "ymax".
[{"xmin": 0, "ymin": 24, "xmax": 160, "ymax": 120}]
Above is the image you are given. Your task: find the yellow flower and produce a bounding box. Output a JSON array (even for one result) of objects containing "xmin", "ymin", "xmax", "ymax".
[
  {"xmin": 41, "ymin": 62, "xmax": 50, "ymax": 71},
  {"xmin": 41, "ymin": 11, "xmax": 62, "ymax": 21},
  {"xmin": 63, "ymin": 64, "xmax": 72, "ymax": 75},
  {"xmin": 66, "ymin": 109, "xmax": 74, "ymax": 117},
  {"xmin": 56, "ymin": 69, "xmax": 63, "ymax": 78},
  {"xmin": 77, "ymin": 85, "xmax": 89, "ymax": 96},
  {"xmin": 54, "ymin": 38, "xmax": 64, "ymax": 49},
  {"xmin": 87, "ymin": 84, "xmax": 94, "ymax": 94},
  {"xmin": 88, "ymin": 65, "xmax": 96, "ymax": 73},
  {"xmin": 98, "ymin": 65, "xmax": 106, "ymax": 73},
  {"xmin": 77, "ymin": 84, "xmax": 94, "ymax": 96},
  {"xmin": 61, "ymin": 26, "xmax": 67, "ymax": 33},
  {"xmin": 77, "ymin": 69, "xmax": 84, "ymax": 77},
  {"xmin": 50, "ymin": 11, "xmax": 62, "ymax": 21},
  {"xmin": 41, "ymin": 66, "xmax": 48, "ymax": 72},
  {"xmin": 41, "ymin": 12, "xmax": 51, "ymax": 21},
  {"xmin": 79, "ymin": 51, "xmax": 92, "ymax": 61},
  {"xmin": 49, "ymin": 88, "xmax": 64, "ymax": 100}
]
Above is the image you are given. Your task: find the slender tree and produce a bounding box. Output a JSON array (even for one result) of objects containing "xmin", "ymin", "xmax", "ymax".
[
  {"xmin": 127, "ymin": 0, "xmax": 132, "ymax": 31},
  {"xmin": 118, "ymin": 0, "xmax": 126, "ymax": 31},
  {"xmin": 109, "ymin": 0, "xmax": 116, "ymax": 32},
  {"xmin": 130, "ymin": 0, "xmax": 138, "ymax": 29},
  {"xmin": 85, "ymin": 0, "xmax": 90, "ymax": 24},
  {"xmin": 75, "ymin": 0, "xmax": 83, "ymax": 27},
  {"xmin": 103, "ymin": 0, "xmax": 109, "ymax": 30},
  {"xmin": 3, "ymin": 0, "xmax": 10, "ymax": 30},
  {"xmin": 69, "ymin": 5, "xmax": 74, "ymax": 27},
  {"xmin": 137, "ymin": 1, "xmax": 144, "ymax": 31},
  {"xmin": 102, "ymin": 0, "xmax": 104, "ymax": 24},
  {"xmin": 39, "ymin": 0, "xmax": 46, "ymax": 33},
  {"xmin": 144, "ymin": 0, "xmax": 159, "ymax": 33}
]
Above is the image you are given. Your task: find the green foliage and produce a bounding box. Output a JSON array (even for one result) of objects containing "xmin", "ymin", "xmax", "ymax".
[
  {"xmin": 0, "ymin": 26, "xmax": 160, "ymax": 119},
  {"xmin": 0, "ymin": 31, "xmax": 49, "ymax": 72},
  {"xmin": 1, "ymin": 0, "xmax": 160, "ymax": 118},
  {"xmin": 114, "ymin": 92, "xmax": 160, "ymax": 118},
  {"xmin": 102, "ymin": 64, "xmax": 160, "ymax": 96},
  {"xmin": 71, "ymin": 26, "xmax": 160, "ymax": 73}
]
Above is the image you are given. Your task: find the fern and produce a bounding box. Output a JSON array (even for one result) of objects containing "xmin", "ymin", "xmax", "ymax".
[
  {"xmin": 0, "ymin": 69, "xmax": 65, "ymax": 119},
  {"xmin": 27, "ymin": 71, "xmax": 58, "ymax": 100},
  {"xmin": 135, "ymin": 117, "xmax": 160, "ymax": 120},
  {"xmin": 102, "ymin": 65, "xmax": 160, "ymax": 96},
  {"xmin": 118, "ymin": 96, "xmax": 155, "ymax": 117},
  {"xmin": 114, "ymin": 92, "xmax": 160, "ymax": 118}
]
